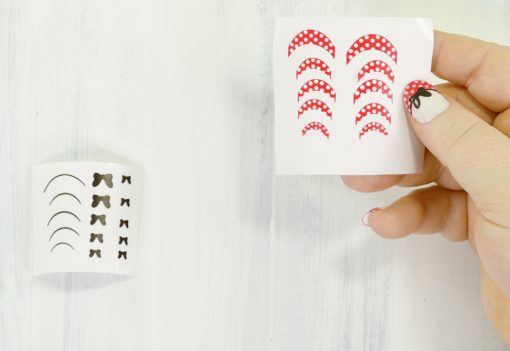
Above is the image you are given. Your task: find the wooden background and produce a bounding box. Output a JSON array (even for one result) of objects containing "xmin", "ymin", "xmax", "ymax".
[{"xmin": 1, "ymin": 0, "xmax": 510, "ymax": 350}]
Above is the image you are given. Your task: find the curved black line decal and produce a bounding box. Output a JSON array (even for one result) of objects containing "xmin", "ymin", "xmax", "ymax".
[
  {"xmin": 47, "ymin": 211, "xmax": 81, "ymax": 226},
  {"xmin": 49, "ymin": 192, "xmax": 82, "ymax": 205},
  {"xmin": 43, "ymin": 174, "xmax": 85, "ymax": 193},
  {"xmin": 49, "ymin": 227, "xmax": 80, "ymax": 242},
  {"xmin": 50, "ymin": 242, "xmax": 75, "ymax": 253}
]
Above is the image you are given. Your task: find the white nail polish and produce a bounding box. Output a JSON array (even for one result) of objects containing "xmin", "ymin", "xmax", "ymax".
[{"xmin": 408, "ymin": 88, "xmax": 450, "ymax": 123}]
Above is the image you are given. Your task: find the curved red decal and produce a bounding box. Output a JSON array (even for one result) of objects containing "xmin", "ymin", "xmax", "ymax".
[
  {"xmin": 355, "ymin": 103, "xmax": 392, "ymax": 125},
  {"xmin": 288, "ymin": 29, "xmax": 335, "ymax": 58},
  {"xmin": 298, "ymin": 79, "xmax": 336, "ymax": 101},
  {"xmin": 353, "ymin": 79, "xmax": 393, "ymax": 103},
  {"xmin": 403, "ymin": 80, "xmax": 435, "ymax": 113},
  {"xmin": 296, "ymin": 58, "xmax": 332, "ymax": 79},
  {"xmin": 346, "ymin": 34, "xmax": 397, "ymax": 65},
  {"xmin": 298, "ymin": 99, "xmax": 332, "ymax": 119},
  {"xmin": 359, "ymin": 122, "xmax": 388, "ymax": 139},
  {"xmin": 358, "ymin": 60, "xmax": 394, "ymax": 82},
  {"xmin": 302, "ymin": 121, "xmax": 330, "ymax": 138}
]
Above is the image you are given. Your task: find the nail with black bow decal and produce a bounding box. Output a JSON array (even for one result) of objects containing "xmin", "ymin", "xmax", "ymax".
[
  {"xmin": 89, "ymin": 249, "xmax": 101, "ymax": 258},
  {"xmin": 92, "ymin": 173, "xmax": 113, "ymax": 188},
  {"xmin": 91, "ymin": 195, "xmax": 111, "ymax": 208},
  {"xmin": 403, "ymin": 80, "xmax": 449, "ymax": 123},
  {"xmin": 90, "ymin": 214, "xmax": 106, "ymax": 225},
  {"xmin": 90, "ymin": 233, "xmax": 104, "ymax": 243}
]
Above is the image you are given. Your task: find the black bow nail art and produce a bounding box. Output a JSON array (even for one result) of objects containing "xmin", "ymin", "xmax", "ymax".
[
  {"xmin": 119, "ymin": 236, "xmax": 128, "ymax": 245},
  {"xmin": 90, "ymin": 214, "xmax": 106, "ymax": 225},
  {"xmin": 119, "ymin": 219, "xmax": 129, "ymax": 228},
  {"xmin": 121, "ymin": 175, "xmax": 131, "ymax": 184},
  {"xmin": 92, "ymin": 173, "xmax": 113, "ymax": 188},
  {"xmin": 91, "ymin": 195, "xmax": 111, "ymax": 208},
  {"xmin": 409, "ymin": 87, "xmax": 432, "ymax": 110},
  {"xmin": 118, "ymin": 251, "xmax": 127, "ymax": 259},
  {"xmin": 90, "ymin": 233, "xmax": 103, "ymax": 243},
  {"xmin": 120, "ymin": 198, "xmax": 130, "ymax": 207},
  {"xmin": 89, "ymin": 249, "xmax": 101, "ymax": 258}
]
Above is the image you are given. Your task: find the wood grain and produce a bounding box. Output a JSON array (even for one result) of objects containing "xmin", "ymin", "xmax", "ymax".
[{"xmin": 0, "ymin": 0, "xmax": 509, "ymax": 350}]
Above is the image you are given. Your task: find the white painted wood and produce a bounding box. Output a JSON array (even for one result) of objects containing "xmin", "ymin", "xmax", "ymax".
[{"xmin": 0, "ymin": 0, "xmax": 509, "ymax": 350}]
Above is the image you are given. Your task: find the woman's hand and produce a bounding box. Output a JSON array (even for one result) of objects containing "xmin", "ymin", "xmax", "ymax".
[{"xmin": 342, "ymin": 31, "xmax": 510, "ymax": 344}]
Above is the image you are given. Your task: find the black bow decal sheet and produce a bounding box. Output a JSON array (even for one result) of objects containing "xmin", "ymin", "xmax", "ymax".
[{"xmin": 33, "ymin": 162, "xmax": 142, "ymax": 275}]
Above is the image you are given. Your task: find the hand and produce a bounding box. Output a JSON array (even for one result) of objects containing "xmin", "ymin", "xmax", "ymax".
[{"xmin": 342, "ymin": 31, "xmax": 510, "ymax": 344}]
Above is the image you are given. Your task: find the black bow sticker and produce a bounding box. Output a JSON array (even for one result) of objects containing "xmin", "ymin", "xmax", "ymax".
[
  {"xmin": 90, "ymin": 214, "xmax": 106, "ymax": 225},
  {"xmin": 92, "ymin": 173, "xmax": 113, "ymax": 188},
  {"xmin": 409, "ymin": 87, "xmax": 433, "ymax": 110},
  {"xmin": 119, "ymin": 219, "xmax": 129, "ymax": 228},
  {"xmin": 120, "ymin": 198, "xmax": 130, "ymax": 207},
  {"xmin": 121, "ymin": 175, "xmax": 131, "ymax": 184},
  {"xmin": 90, "ymin": 233, "xmax": 103, "ymax": 243},
  {"xmin": 118, "ymin": 251, "xmax": 127, "ymax": 259},
  {"xmin": 89, "ymin": 249, "xmax": 101, "ymax": 258},
  {"xmin": 91, "ymin": 195, "xmax": 111, "ymax": 208},
  {"xmin": 119, "ymin": 236, "xmax": 128, "ymax": 245}
]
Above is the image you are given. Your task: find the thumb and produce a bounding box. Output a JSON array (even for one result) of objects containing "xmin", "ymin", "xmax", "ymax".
[{"xmin": 403, "ymin": 80, "xmax": 510, "ymax": 224}]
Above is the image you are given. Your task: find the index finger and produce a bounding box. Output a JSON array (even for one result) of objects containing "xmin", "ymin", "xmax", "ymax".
[{"xmin": 432, "ymin": 30, "xmax": 510, "ymax": 112}]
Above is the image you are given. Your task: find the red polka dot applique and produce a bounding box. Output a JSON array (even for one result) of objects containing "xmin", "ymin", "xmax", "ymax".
[
  {"xmin": 403, "ymin": 80, "xmax": 435, "ymax": 113},
  {"xmin": 353, "ymin": 79, "xmax": 393, "ymax": 104},
  {"xmin": 346, "ymin": 34, "xmax": 398, "ymax": 65},
  {"xmin": 301, "ymin": 121, "xmax": 330, "ymax": 138},
  {"xmin": 347, "ymin": 33, "xmax": 397, "ymax": 139},
  {"xmin": 355, "ymin": 103, "xmax": 392, "ymax": 125},
  {"xmin": 358, "ymin": 122, "xmax": 388, "ymax": 139},
  {"xmin": 288, "ymin": 29, "xmax": 335, "ymax": 139},
  {"xmin": 298, "ymin": 79, "xmax": 336, "ymax": 102},
  {"xmin": 296, "ymin": 58, "xmax": 332, "ymax": 79},
  {"xmin": 358, "ymin": 60, "xmax": 394, "ymax": 83},
  {"xmin": 298, "ymin": 99, "xmax": 332, "ymax": 119},
  {"xmin": 288, "ymin": 29, "xmax": 336, "ymax": 58}
]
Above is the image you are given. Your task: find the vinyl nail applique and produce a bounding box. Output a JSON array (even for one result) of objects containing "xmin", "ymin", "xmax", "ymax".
[
  {"xmin": 91, "ymin": 195, "xmax": 111, "ymax": 208},
  {"xmin": 90, "ymin": 214, "xmax": 106, "ymax": 226},
  {"xmin": 275, "ymin": 18, "xmax": 433, "ymax": 174},
  {"xmin": 92, "ymin": 173, "xmax": 113, "ymax": 188},
  {"xmin": 33, "ymin": 162, "xmax": 142, "ymax": 275},
  {"xmin": 90, "ymin": 233, "xmax": 104, "ymax": 243},
  {"xmin": 403, "ymin": 80, "xmax": 450, "ymax": 123}
]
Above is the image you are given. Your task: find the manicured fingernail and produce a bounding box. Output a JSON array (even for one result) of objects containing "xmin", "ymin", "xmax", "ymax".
[
  {"xmin": 362, "ymin": 207, "xmax": 380, "ymax": 227},
  {"xmin": 403, "ymin": 80, "xmax": 450, "ymax": 123}
]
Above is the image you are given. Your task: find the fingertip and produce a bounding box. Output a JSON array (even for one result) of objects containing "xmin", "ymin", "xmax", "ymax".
[
  {"xmin": 364, "ymin": 197, "xmax": 425, "ymax": 239},
  {"xmin": 341, "ymin": 174, "xmax": 403, "ymax": 192}
]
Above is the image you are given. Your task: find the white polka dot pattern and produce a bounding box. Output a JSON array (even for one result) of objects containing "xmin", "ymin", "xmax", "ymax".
[
  {"xmin": 296, "ymin": 58, "xmax": 332, "ymax": 79},
  {"xmin": 353, "ymin": 79, "xmax": 393, "ymax": 103},
  {"xmin": 301, "ymin": 121, "xmax": 330, "ymax": 138},
  {"xmin": 403, "ymin": 80, "xmax": 435, "ymax": 112},
  {"xmin": 358, "ymin": 122, "xmax": 388, "ymax": 139},
  {"xmin": 298, "ymin": 79, "xmax": 336, "ymax": 102},
  {"xmin": 288, "ymin": 29, "xmax": 336, "ymax": 58},
  {"xmin": 298, "ymin": 99, "xmax": 332, "ymax": 119},
  {"xmin": 355, "ymin": 103, "xmax": 392, "ymax": 125},
  {"xmin": 346, "ymin": 34, "xmax": 398, "ymax": 64},
  {"xmin": 358, "ymin": 60, "xmax": 394, "ymax": 82}
]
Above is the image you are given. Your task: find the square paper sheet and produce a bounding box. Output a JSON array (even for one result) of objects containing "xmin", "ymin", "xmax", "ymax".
[{"xmin": 274, "ymin": 17, "xmax": 433, "ymax": 175}]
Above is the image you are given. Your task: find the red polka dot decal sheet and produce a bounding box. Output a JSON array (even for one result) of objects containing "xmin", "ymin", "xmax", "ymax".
[{"xmin": 274, "ymin": 18, "xmax": 433, "ymax": 175}]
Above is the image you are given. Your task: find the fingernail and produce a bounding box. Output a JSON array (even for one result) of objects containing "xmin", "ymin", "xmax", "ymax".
[
  {"xmin": 403, "ymin": 80, "xmax": 450, "ymax": 123},
  {"xmin": 362, "ymin": 207, "xmax": 380, "ymax": 227}
]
